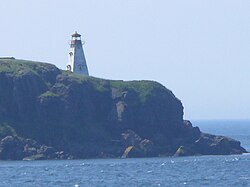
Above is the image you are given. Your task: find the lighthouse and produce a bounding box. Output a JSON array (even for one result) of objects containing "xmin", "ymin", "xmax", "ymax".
[{"xmin": 66, "ymin": 32, "xmax": 89, "ymax": 76}]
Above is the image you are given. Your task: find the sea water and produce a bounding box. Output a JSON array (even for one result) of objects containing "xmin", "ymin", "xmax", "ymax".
[{"xmin": 0, "ymin": 120, "xmax": 249, "ymax": 187}]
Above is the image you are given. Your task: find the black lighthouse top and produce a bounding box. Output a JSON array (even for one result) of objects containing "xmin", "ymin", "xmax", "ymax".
[{"xmin": 72, "ymin": 31, "xmax": 81, "ymax": 40}]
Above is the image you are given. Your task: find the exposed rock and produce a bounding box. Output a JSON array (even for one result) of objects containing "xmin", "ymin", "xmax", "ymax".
[
  {"xmin": 0, "ymin": 136, "xmax": 25, "ymax": 160},
  {"xmin": 121, "ymin": 130, "xmax": 142, "ymax": 147},
  {"xmin": 0, "ymin": 59, "xmax": 247, "ymax": 160},
  {"xmin": 121, "ymin": 130, "xmax": 154, "ymax": 157},
  {"xmin": 174, "ymin": 145, "xmax": 197, "ymax": 157},
  {"xmin": 139, "ymin": 139, "xmax": 153, "ymax": 153},
  {"xmin": 193, "ymin": 133, "xmax": 247, "ymax": 155},
  {"xmin": 174, "ymin": 146, "xmax": 187, "ymax": 157},
  {"xmin": 0, "ymin": 136, "xmax": 71, "ymax": 160}
]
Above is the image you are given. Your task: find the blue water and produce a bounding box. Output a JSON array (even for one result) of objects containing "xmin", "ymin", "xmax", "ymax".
[{"xmin": 0, "ymin": 120, "xmax": 250, "ymax": 187}]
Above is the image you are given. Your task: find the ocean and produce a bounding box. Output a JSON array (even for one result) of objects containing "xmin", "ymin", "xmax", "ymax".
[{"xmin": 0, "ymin": 120, "xmax": 250, "ymax": 187}]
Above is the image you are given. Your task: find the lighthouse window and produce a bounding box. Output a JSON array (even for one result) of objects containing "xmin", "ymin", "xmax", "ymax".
[
  {"xmin": 69, "ymin": 52, "xmax": 73, "ymax": 56},
  {"xmin": 67, "ymin": 65, "xmax": 71, "ymax": 71}
]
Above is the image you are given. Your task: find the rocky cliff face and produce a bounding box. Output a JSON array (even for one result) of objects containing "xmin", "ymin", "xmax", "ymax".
[{"xmin": 0, "ymin": 59, "xmax": 247, "ymax": 160}]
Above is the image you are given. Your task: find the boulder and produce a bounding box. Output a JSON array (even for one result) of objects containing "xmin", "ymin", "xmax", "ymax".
[
  {"xmin": 0, "ymin": 135, "xmax": 71, "ymax": 160},
  {"xmin": 121, "ymin": 130, "xmax": 154, "ymax": 157},
  {"xmin": 193, "ymin": 133, "xmax": 247, "ymax": 155},
  {"xmin": 174, "ymin": 145, "xmax": 195, "ymax": 157},
  {"xmin": 0, "ymin": 136, "xmax": 25, "ymax": 160}
]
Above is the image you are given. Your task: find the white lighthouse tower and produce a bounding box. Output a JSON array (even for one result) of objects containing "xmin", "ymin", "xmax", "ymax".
[{"xmin": 66, "ymin": 32, "xmax": 89, "ymax": 76}]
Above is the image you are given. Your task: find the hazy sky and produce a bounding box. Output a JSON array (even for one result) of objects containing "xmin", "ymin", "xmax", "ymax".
[{"xmin": 0, "ymin": 0, "xmax": 250, "ymax": 120}]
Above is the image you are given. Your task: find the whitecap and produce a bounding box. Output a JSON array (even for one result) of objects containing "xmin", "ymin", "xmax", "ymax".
[
  {"xmin": 242, "ymin": 153, "xmax": 250, "ymax": 156},
  {"xmin": 239, "ymin": 176, "xmax": 250, "ymax": 180}
]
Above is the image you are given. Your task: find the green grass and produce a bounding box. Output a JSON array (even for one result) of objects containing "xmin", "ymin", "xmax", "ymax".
[
  {"xmin": 61, "ymin": 70, "xmax": 110, "ymax": 92},
  {"xmin": 0, "ymin": 59, "xmax": 170, "ymax": 102},
  {"xmin": 0, "ymin": 59, "xmax": 54, "ymax": 77},
  {"xmin": 39, "ymin": 91, "xmax": 59, "ymax": 98},
  {"xmin": 110, "ymin": 80, "xmax": 166, "ymax": 102},
  {"xmin": 0, "ymin": 123, "xmax": 17, "ymax": 139},
  {"xmin": 61, "ymin": 70, "xmax": 167, "ymax": 102}
]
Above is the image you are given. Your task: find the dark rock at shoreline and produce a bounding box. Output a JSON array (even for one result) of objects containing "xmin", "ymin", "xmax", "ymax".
[
  {"xmin": 121, "ymin": 130, "xmax": 154, "ymax": 158},
  {"xmin": 0, "ymin": 59, "xmax": 247, "ymax": 160},
  {"xmin": 193, "ymin": 133, "xmax": 246, "ymax": 155},
  {"xmin": 0, "ymin": 136, "xmax": 71, "ymax": 160}
]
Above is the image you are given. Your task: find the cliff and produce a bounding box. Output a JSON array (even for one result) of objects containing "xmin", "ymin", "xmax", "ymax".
[{"xmin": 0, "ymin": 59, "xmax": 247, "ymax": 160}]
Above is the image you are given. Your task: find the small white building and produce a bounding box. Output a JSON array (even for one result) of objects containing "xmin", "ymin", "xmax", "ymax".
[{"xmin": 66, "ymin": 32, "xmax": 89, "ymax": 76}]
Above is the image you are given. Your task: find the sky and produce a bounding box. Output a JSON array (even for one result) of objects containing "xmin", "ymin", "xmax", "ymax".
[{"xmin": 0, "ymin": 0, "xmax": 250, "ymax": 120}]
